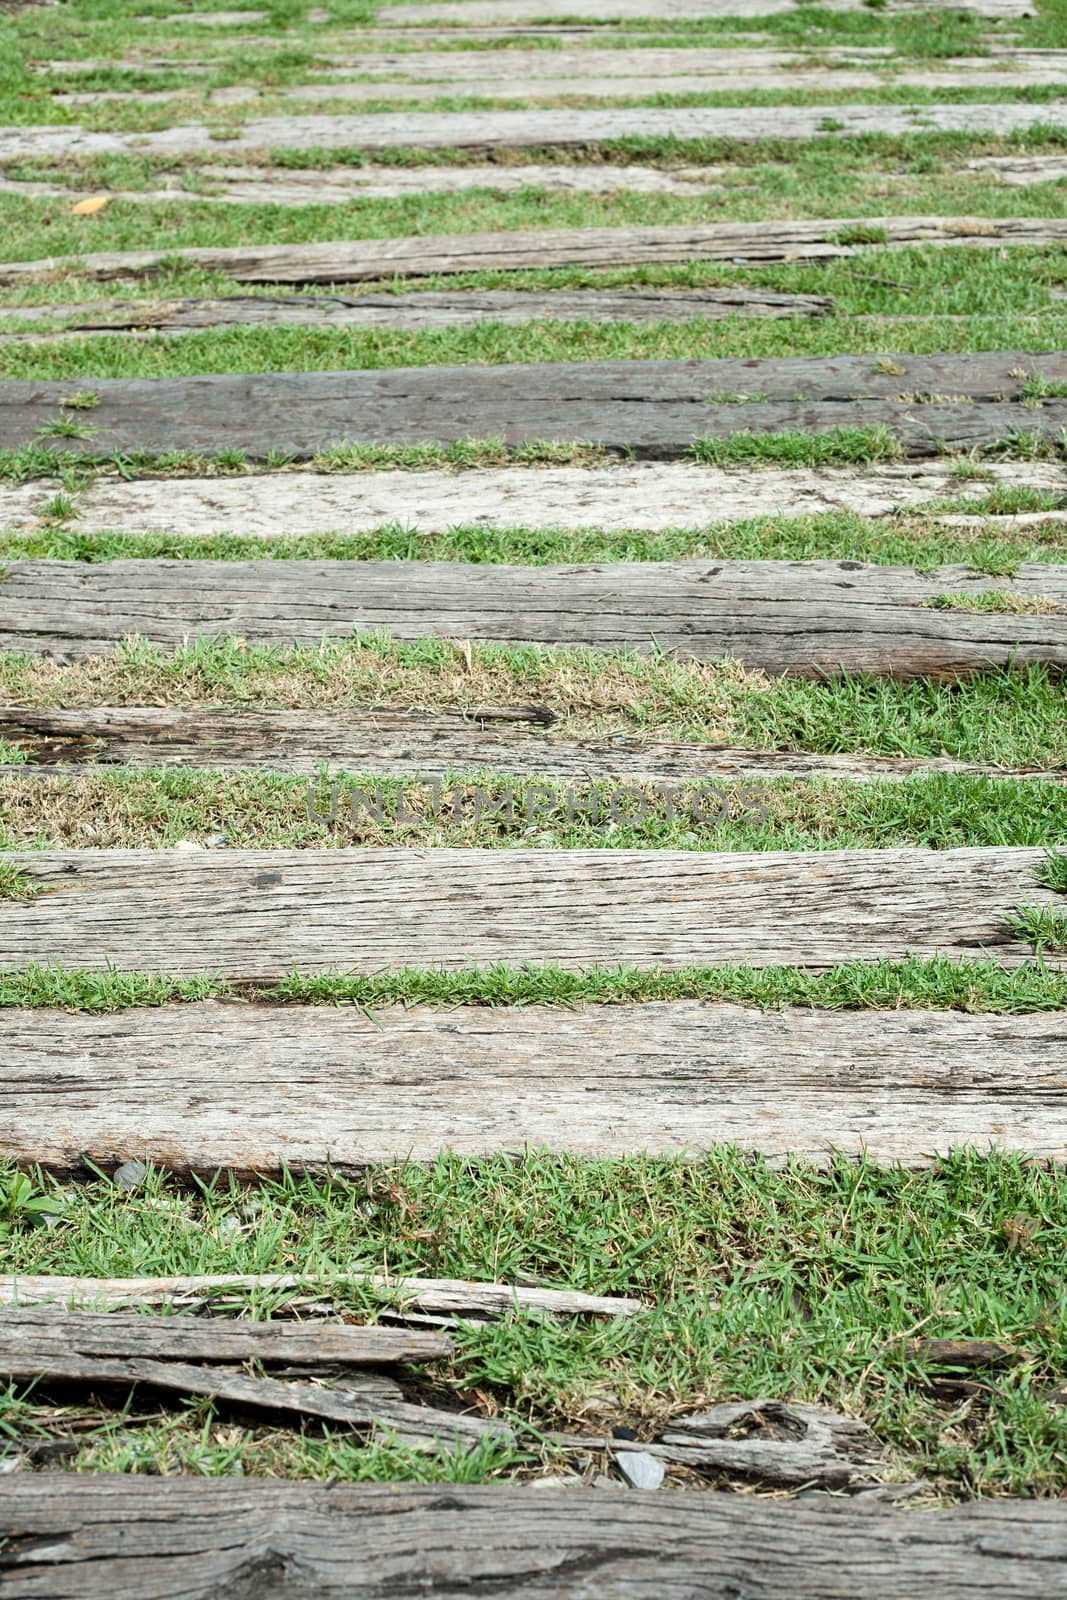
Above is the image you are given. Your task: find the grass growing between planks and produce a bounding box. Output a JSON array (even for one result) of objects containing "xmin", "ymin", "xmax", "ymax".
[
  {"xmin": 7, "ymin": 511, "xmax": 1067, "ymax": 573},
  {"xmin": 2, "ymin": 643, "xmax": 1065, "ymax": 769},
  {"xmin": 3, "ymin": 1150, "xmax": 1067, "ymax": 1495},
  {"xmin": 1, "ymin": 769, "xmax": 1065, "ymax": 851},
  {"xmin": 3, "ymin": 955, "xmax": 1066, "ymax": 1012}
]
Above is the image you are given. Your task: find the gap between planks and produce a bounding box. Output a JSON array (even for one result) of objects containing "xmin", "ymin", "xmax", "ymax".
[
  {"xmin": 4, "ymin": 557, "xmax": 1066, "ymax": 676},
  {"xmin": 4, "ymin": 1001, "xmax": 1066, "ymax": 1172},
  {"xmin": 1, "ymin": 1477, "xmax": 1065, "ymax": 1600},
  {"xmin": 1, "ymin": 461, "xmax": 1061, "ymax": 537},
  {"xmin": 0, "ymin": 846, "xmax": 1062, "ymax": 977},
  {"xmin": 0, "ymin": 101, "xmax": 1058, "ymax": 162},
  {"xmin": 2, "ymin": 218, "xmax": 1063, "ymax": 286}
]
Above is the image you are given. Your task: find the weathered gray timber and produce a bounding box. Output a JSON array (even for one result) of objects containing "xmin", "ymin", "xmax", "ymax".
[
  {"xmin": 3, "ymin": 1477, "xmax": 1066, "ymax": 1599},
  {"xmin": 4, "ymin": 1002, "xmax": 1066, "ymax": 1171},
  {"xmin": 0, "ymin": 287, "xmax": 832, "ymax": 342},
  {"xmin": 0, "ymin": 1273, "xmax": 642, "ymax": 1318},
  {"xmin": 0, "ymin": 101, "xmax": 1056, "ymax": 161},
  {"xmin": 385, "ymin": 0, "xmax": 1034, "ymax": 19},
  {"xmin": 2, "ymin": 461, "xmax": 1060, "ymax": 538},
  {"xmin": 4, "ymin": 706, "xmax": 1054, "ymax": 782},
  {"xmin": 5, "ymin": 359, "xmax": 1067, "ymax": 460},
  {"xmin": 655, "ymin": 1400, "xmax": 892, "ymax": 1486},
  {"xmin": 0, "ymin": 163, "xmax": 736, "ymax": 205},
  {"xmin": 965, "ymin": 153, "xmax": 1067, "ymax": 184},
  {"xmin": 0, "ymin": 1332, "xmax": 498, "ymax": 1448},
  {"xmin": 4, "ymin": 557, "xmax": 1065, "ymax": 676},
  {"xmin": 0, "ymin": 1309, "xmax": 452, "ymax": 1364},
  {"xmin": 0, "ymin": 847, "xmax": 1060, "ymax": 976},
  {"xmin": 2, "ymin": 218, "xmax": 1060, "ymax": 284}
]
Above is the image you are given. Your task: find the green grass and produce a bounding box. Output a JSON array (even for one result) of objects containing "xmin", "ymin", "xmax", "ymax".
[
  {"xmin": 0, "ymin": 859, "xmax": 42, "ymax": 900},
  {"xmin": 5, "ymin": 509, "xmax": 1064, "ymax": 573},
  {"xmin": 4, "ymin": 640, "xmax": 1065, "ymax": 768},
  {"xmin": 3, "ymin": 954, "xmax": 1066, "ymax": 1014},
  {"xmin": 923, "ymin": 590, "xmax": 1058, "ymax": 613},
  {"xmin": 4, "ymin": 1149, "xmax": 1067, "ymax": 1494},
  {"xmin": 1, "ymin": 769, "xmax": 1064, "ymax": 851}
]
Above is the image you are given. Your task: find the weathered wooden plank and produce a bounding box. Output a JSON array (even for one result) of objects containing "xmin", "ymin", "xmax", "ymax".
[
  {"xmin": 0, "ymin": 846, "xmax": 1061, "ymax": 976},
  {"xmin": 4, "ymin": 557, "xmax": 1065, "ymax": 675},
  {"xmin": 4, "ymin": 1002, "xmax": 1066, "ymax": 1171},
  {"xmin": 0, "ymin": 287, "xmax": 833, "ymax": 342},
  {"xmin": 383, "ymin": 0, "xmax": 1035, "ymax": 19},
  {"xmin": 3, "ymin": 461, "xmax": 1060, "ymax": 538},
  {"xmin": 4, "ymin": 362, "xmax": 1067, "ymax": 461},
  {"xmin": 3, "ymin": 218, "xmax": 1061, "ymax": 286},
  {"xmin": 0, "ymin": 101, "xmax": 1056, "ymax": 162},
  {"xmin": 0, "ymin": 1273, "xmax": 641, "ymax": 1319},
  {"xmin": 2, "ymin": 1478, "xmax": 1066, "ymax": 1600},
  {"xmin": 0, "ymin": 1339, "xmax": 498, "ymax": 1448},
  {"xmin": 0, "ymin": 1309, "xmax": 452, "ymax": 1364},
  {"xmin": 965, "ymin": 153, "xmax": 1067, "ymax": 184},
  {"xmin": 0, "ymin": 164, "xmax": 734, "ymax": 203},
  {"xmin": 3, "ymin": 706, "xmax": 1053, "ymax": 782}
]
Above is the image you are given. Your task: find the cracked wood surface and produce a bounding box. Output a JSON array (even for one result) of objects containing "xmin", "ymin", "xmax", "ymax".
[
  {"xmin": 2, "ymin": 218, "xmax": 1064, "ymax": 284},
  {"xmin": 4, "ymin": 557, "xmax": 1065, "ymax": 675},
  {"xmin": 0, "ymin": 101, "xmax": 1057, "ymax": 161},
  {"xmin": 0, "ymin": 847, "xmax": 1060, "ymax": 977},
  {"xmin": 5, "ymin": 1001, "xmax": 1066, "ymax": 1171},
  {"xmin": 4, "ymin": 706, "xmax": 1056, "ymax": 782},
  {"xmin": 383, "ymin": 0, "xmax": 1034, "ymax": 17},
  {"xmin": 2, "ymin": 461, "xmax": 1059, "ymax": 537},
  {"xmin": 2, "ymin": 1477, "xmax": 1066, "ymax": 1599},
  {"xmin": 0, "ymin": 1308, "xmax": 452, "ymax": 1364},
  {"xmin": 0, "ymin": 287, "xmax": 833, "ymax": 342},
  {"xmin": 3, "ymin": 360, "xmax": 1067, "ymax": 460}
]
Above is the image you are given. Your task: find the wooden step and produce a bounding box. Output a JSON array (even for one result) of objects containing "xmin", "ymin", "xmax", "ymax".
[
  {"xmin": 2, "ymin": 461, "xmax": 1060, "ymax": 537},
  {"xmin": 3, "ymin": 218, "xmax": 1063, "ymax": 285},
  {"xmin": 0, "ymin": 101, "xmax": 1056, "ymax": 163},
  {"xmin": 5, "ymin": 1000, "xmax": 1065, "ymax": 1172},
  {"xmin": 5, "ymin": 558, "xmax": 1065, "ymax": 676},
  {"xmin": 383, "ymin": 0, "xmax": 1031, "ymax": 19},
  {"xmin": 1, "ymin": 1477, "xmax": 1063, "ymax": 1599},
  {"xmin": 0, "ymin": 846, "xmax": 1060, "ymax": 977},
  {"xmin": 4, "ymin": 707, "xmax": 1052, "ymax": 782}
]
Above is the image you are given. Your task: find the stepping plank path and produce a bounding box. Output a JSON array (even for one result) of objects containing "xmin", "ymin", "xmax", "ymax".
[{"xmin": 3, "ymin": 0, "xmax": 1066, "ymax": 1576}]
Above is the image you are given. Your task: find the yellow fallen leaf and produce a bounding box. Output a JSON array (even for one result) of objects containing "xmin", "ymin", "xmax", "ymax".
[{"xmin": 69, "ymin": 195, "xmax": 110, "ymax": 215}]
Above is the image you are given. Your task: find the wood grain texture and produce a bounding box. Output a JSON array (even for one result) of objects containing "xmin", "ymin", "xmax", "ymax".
[
  {"xmin": 0, "ymin": 1308, "xmax": 452, "ymax": 1364},
  {"xmin": 2, "ymin": 1477, "xmax": 1066, "ymax": 1600},
  {"xmin": 4, "ymin": 557, "xmax": 1065, "ymax": 676},
  {"xmin": 4, "ymin": 706, "xmax": 1053, "ymax": 782},
  {"xmin": 3, "ymin": 461, "xmax": 1059, "ymax": 538},
  {"xmin": 3, "ymin": 218, "xmax": 1062, "ymax": 284},
  {"xmin": 4, "ymin": 1001, "xmax": 1066, "ymax": 1171},
  {"xmin": 0, "ymin": 1273, "xmax": 641, "ymax": 1318},
  {"xmin": 0, "ymin": 102, "xmax": 1056, "ymax": 161},
  {"xmin": 5, "ymin": 361, "xmax": 1067, "ymax": 461},
  {"xmin": 0, "ymin": 287, "xmax": 831, "ymax": 345},
  {"xmin": 0, "ymin": 846, "xmax": 1061, "ymax": 977}
]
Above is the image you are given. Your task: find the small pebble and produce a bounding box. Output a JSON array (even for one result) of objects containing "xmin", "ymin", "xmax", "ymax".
[
  {"xmin": 216, "ymin": 1213, "xmax": 242, "ymax": 1240},
  {"xmin": 112, "ymin": 1159, "xmax": 148, "ymax": 1193},
  {"xmin": 615, "ymin": 1451, "xmax": 666, "ymax": 1491}
]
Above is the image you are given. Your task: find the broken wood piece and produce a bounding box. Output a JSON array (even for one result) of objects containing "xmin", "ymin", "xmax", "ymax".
[
  {"xmin": 1, "ymin": 217, "xmax": 1063, "ymax": 285},
  {"xmin": 0, "ymin": 845, "xmax": 1062, "ymax": 977},
  {"xmin": 0, "ymin": 1308, "xmax": 453, "ymax": 1365},
  {"xmin": 4, "ymin": 556, "xmax": 1065, "ymax": 676},
  {"xmin": 4, "ymin": 1002, "xmax": 1067, "ymax": 1172},
  {"xmin": 908, "ymin": 1338, "xmax": 1028, "ymax": 1370},
  {"xmin": 3, "ymin": 1476, "xmax": 1066, "ymax": 1598},
  {"xmin": 0, "ymin": 1272, "xmax": 641, "ymax": 1319},
  {"xmin": 655, "ymin": 1398, "xmax": 896, "ymax": 1488}
]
